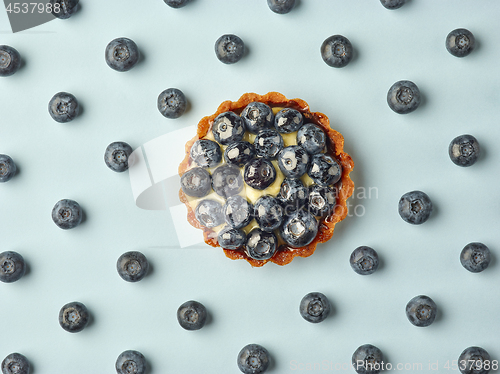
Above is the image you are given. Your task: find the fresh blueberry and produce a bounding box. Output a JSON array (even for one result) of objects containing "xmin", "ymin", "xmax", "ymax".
[
  {"xmin": 254, "ymin": 129, "xmax": 284, "ymax": 159},
  {"xmin": 48, "ymin": 92, "xmax": 79, "ymax": 123},
  {"xmin": 157, "ymin": 88, "xmax": 187, "ymax": 119},
  {"xmin": 195, "ymin": 200, "xmax": 224, "ymax": 228},
  {"xmin": 246, "ymin": 229, "xmax": 278, "ymax": 261},
  {"xmin": 181, "ymin": 167, "xmax": 212, "ymax": 198},
  {"xmin": 0, "ymin": 154, "xmax": 17, "ymax": 183},
  {"xmin": 215, "ymin": 34, "xmax": 245, "ymax": 64},
  {"xmin": 116, "ymin": 350, "xmax": 147, "ymax": 374},
  {"xmin": 177, "ymin": 300, "xmax": 207, "ymax": 330},
  {"xmin": 241, "ymin": 102, "xmax": 274, "ymax": 134},
  {"xmin": 458, "ymin": 347, "xmax": 491, "ymax": 374},
  {"xmin": 59, "ymin": 301, "xmax": 89, "ymax": 333},
  {"xmin": 299, "ymin": 292, "xmax": 331, "ymax": 323},
  {"xmin": 116, "ymin": 251, "xmax": 149, "ymax": 282},
  {"xmin": 460, "ymin": 242, "xmax": 490, "ymax": 273},
  {"xmin": 267, "ymin": 0, "xmax": 295, "ymax": 14},
  {"xmin": 280, "ymin": 209, "xmax": 318, "ymax": 248},
  {"xmin": 244, "ymin": 158, "xmax": 276, "ymax": 190},
  {"xmin": 406, "ymin": 295, "xmax": 437, "ymax": 327},
  {"xmin": 52, "ymin": 199, "xmax": 83, "ymax": 230},
  {"xmin": 398, "ymin": 190, "xmax": 432, "ymax": 225},
  {"xmin": 254, "ymin": 195, "xmax": 283, "ymax": 232},
  {"xmin": 218, "ymin": 225, "xmax": 246, "ymax": 250},
  {"xmin": 0, "ymin": 45, "xmax": 21, "ymax": 77},
  {"xmin": 212, "ymin": 164, "xmax": 244, "ymax": 198},
  {"xmin": 308, "ymin": 154, "xmax": 342, "ymax": 186},
  {"xmin": 352, "ymin": 344, "xmax": 383, "ymax": 374},
  {"xmin": 307, "ymin": 185, "xmax": 337, "ymax": 217},
  {"xmin": 387, "ymin": 80, "xmax": 421, "ymax": 114},
  {"xmin": 278, "ymin": 178, "xmax": 308, "ymax": 213},
  {"xmin": 274, "ymin": 108, "xmax": 303, "ymax": 133},
  {"xmin": 104, "ymin": 141, "xmax": 133, "ymax": 172},
  {"xmin": 237, "ymin": 344, "xmax": 270, "ymax": 374},
  {"xmin": 380, "ymin": 0, "xmax": 405, "ymax": 9},
  {"xmin": 164, "ymin": 0, "xmax": 189, "ymax": 8},
  {"xmin": 224, "ymin": 195, "xmax": 253, "ymax": 229},
  {"xmin": 50, "ymin": 0, "xmax": 79, "ymax": 19},
  {"xmin": 0, "ymin": 251, "xmax": 26, "ymax": 283},
  {"xmin": 277, "ymin": 145, "xmax": 309, "ymax": 178},
  {"xmin": 212, "ymin": 111, "xmax": 246, "ymax": 145},
  {"xmin": 224, "ymin": 141, "xmax": 256, "ymax": 166},
  {"xmin": 190, "ymin": 139, "xmax": 222, "ymax": 168},
  {"xmin": 350, "ymin": 246, "xmax": 379, "ymax": 275},
  {"xmin": 321, "ymin": 35, "xmax": 353, "ymax": 68},
  {"xmin": 449, "ymin": 134, "xmax": 480, "ymax": 167},
  {"xmin": 297, "ymin": 123, "xmax": 326, "ymax": 154},
  {"xmin": 446, "ymin": 28, "xmax": 475, "ymax": 58},
  {"xmin": 1, "ymin": 353, "xmax": 30, "ymax": 374},
  {"xmin": 105, "ymin": 38, "xmax": 139, "ymax": 72}
]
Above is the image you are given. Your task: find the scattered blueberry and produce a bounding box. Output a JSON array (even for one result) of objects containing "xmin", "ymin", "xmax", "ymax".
[
  {"xmin": 380, "ymin": 0, "xmax": 405, "ymax": 9},
  {"xmin": 278, "ymin": 178, "xmax": 308, "ymax": 213},
  {"xmin": 212, "ymin": 111, "xmax": 246, "ymax": 145},
  {"xmin": 157, "ymin": 88, "xmax": 187, "ymax": 119},
  {"xmin": 244, "ymin": 158, "xmax": 276, "ymax": 190},
  {"xmin": 104, "ymin": 141, "xmax": 133, "ymax": 172},
  {"xmin": 0, "ymin": 45, "xmax": 21, "ymax": 77},
  {"xmin": 224, "ymin": 141, "xmax": 256, "ymax": 166},
  {"xmin": 274, "ymin": 108, "xmax": 303, "ymax": 133},
  {"xmin": 352, "ymin": 344, "xmax": 383, "ymax": 374},
  {"xmin": 246, "ymin": 229, "xmax": 278, "ymax": 261},
  {"xmin": 59, "ymin": 301, "xmax": 89, "ymax": 333},
  {"xmin": 50, "ymin": 0, "xmax": 79, "ymax": 19},
  {"xmin": 267, "ymin": 0, "xmax": 295, "ymax": 14},
  {"xmin": 307, "ymin": 185, "xmax": 337, "ymax": 217},
  {"xmin": 163, "ymin": 0, "xmax": 189, "ymax": 8},
  {"xmin": 297, "ymin": 123, "xmax": 326, "ymax": 154},
  {"xmin": 387, "ymin": 80, "xmax": 421, "ymax": 114},
  {"xmin": 299, "ymin": 292, "xmax": 331, "ymax": 323},
  {"xmin": 277, "ymin": 145, "xmax": 309, "ymax": 179},
  {"xmin": 254, "ymin": 129, "xmax": 284, "ymax": 159},
  {"xmin": 105, "ymin": 38, "xmax": 140, "ymax": 72},
  {"xmin": 116, "ymin": 251, "xmax": 149, "ymax": 282},
  {"xmin": 254, "ymin": 195, "xmax": 283, "ymax": 232},
  {"xmin": 460, "ymin": 242, "xmax": 491, "ymax": 273},
  {"xmin": 195, "ymin": 200, "xmax": 224, "ymax": 228},
  {"xmin": 350, "ymin": 246, "xmax": 379, "ymax": 275},
  {"xmin": 458, "ymin": 347, "xmax": 491, "ymax": 374},
  {"xmin": 48, "ymin": 92, "xmax": 79, "ymax": 123},
  {"xmin": 449, "ymin": 134, "xmax": 480, "ymax": 167},
  {"xmin": 405, "ymin": 295, "xmax": 437, "ymax": 327},
  {"xmin": 308, "ymin": 154, "xmax": 342, "ymax": 186},
  {"xmin": 181, "ymin": 167, "xmax": 212, "ymax": 198},
  {"xmin": 280, "ymin": 209, "xmax": 318, "ymax": 248},
  {"xmin": 223, "ymin": 195, "xmax": 253, "ymax": 229},
  {"xmin": 218, "ymin": 225, "xmax": 246, "ymax": 250},
  {"xmin": 321, "ymin": 35, "xmax": 353, "ymax": 68},
  {"xmin": 398, "ymin": 190, "xmax": 432, "ymax": 225},
  {"xmin": 0, "ymin": 154, "xmax": 17, "ymax": 183},
  {"xmin": 52, "ymin": 199, "xmax": 83, "ymax": 230},
  {"xmin": 446, "ymin": 28, "xmax": 475, "ymax": 58},
  {"xmin": 211, "ymin": 164, "xmax": 244, "ymax": 198},
  {"xmin": 240, "ymin": 102, "xmax": 274, "ymax": 134},
  {"xmin": 0, "ymin": 251, "xmax": 25, "ymax": 283},
  {"xmin": 190, "ymin": 139, "xmax": 222, "ymax": 168},
  {"xmin": 215, "ymin": 34, "xmax": 245, "ymax": 64},
  {"xmin": 177, "ymin": 300, "xmax": 207, "ymax": 330},
  {"xmin": 116, "ymin": 350, "xmax": 147, "ymax": 374},
  {"xmin": 237, "ymin": 344, "xmax": 270, "ymax": 374},
  {"xmin": 1, "ymin": 353, "xmax": 30, "ymax": 374}
]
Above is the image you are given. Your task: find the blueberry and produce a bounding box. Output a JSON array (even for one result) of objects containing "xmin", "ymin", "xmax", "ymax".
[
  {"xmin": 446, "ymin": 28, "xmax": 475, "ymax": 58},
  {"xmin": 195, "ymin": 200, "xmax": 224, "ymax": 228},
  {"xmin": 278, "ymin": 178, "xmax": 308, "ymax": 213},
  {"xmin": 52, "ymin": 199, "xmax": 83, "ymax": 230},
  {"xmin": 215, "ymin": 34, "xmax": 245, "ymax": 64},
  {"xmin": 0, "ymin": 154, "xmax": 17, "ymax": 183},
  {"xmin": 157, "ymin": 88, "xmax": 187, "ymax": 119},
  {"xmin": 117, "ymin": 251, "xmax": 149, "ymax": 282},
  {"xmin": 1, "ymin": 353, "xmax": 30, "ymax": 374},
  {"xmin": 50, "ymin": 0, "xmax": 79, "ymax": 19},
  {"xmin": 350, "ymin": 246, "xmax": 379, "ymax": 275},
  {"xmin": 104, "ymin": 141, "xmax": 133, "ymax": 172},
  {"xmin": 241, "ymin": 102, "xmax": 274, "ymax": 134},
  {"xmin": 190, "ymin": 139, "xmax": 222, "ymax": 168},
  {"xmin": 218, "ymin": 225, "xmax": 246, "ymax": 250},
  {"xmin": 254, "ymin": 195, "xmax": 283, "ymax": 232},
  {"xmin": 224, "ymin": 195, "xmax": 253, "ymax": 229},
  {"xmin": 299, "ymin": 292, "xmax": 331, "ymax": 323},
  {"xmin": 398, "ymin": 190, "xmax": 432, "ymax": 225},
  {"xmin": 0, "ymin": 45, "xmax": 21, "ymax": 77},
  {"xmin": 321, "ymin": 35, "xmax": 353, "ymax": 68},
  {"xmin": 267, "ymin": 0, "xmax": 295, "ymax": 14},
  {"xmin": 449, "ymin": 134, "xmax": 480, "ymax": 167},
  {"xmin": 224, "ymin": 141, "xmax": 256, "ymax": 166},
  {"xmin": 164, "ymin": 0, "xmax": 189, "ymax": 8},
  {"xmin": 352, "ymin": 344, "xmax": 383, "ymax": 374},
  {"xmin": 48, "ymin": 92, "xmax": 79, "ymax": 123},
  {"xmin": 405, "ymin": 295, "xmax": 437, "ymax": 327},
  {"xmin": 59, "ymin": 301, "xmax": 89, "ymax": 333},
  {"xmin": 237, "ymin": 344, "xmax": 270, "ymax": 374},
  {"xmin": 254, "ymin": 129, "xmax": 284, "ymax": 159},
  {"xmin": 277, "ymin": 145, "xmax": 309, "ymax": 179},
  {"xmin": 297, "ymin": 123, "xmax": 326, "ymax": 154},
  {"xmin": 212, "ymin": 164, "xmax": 244, "ymax": 198},
  {"xmin": 177, "ymin": 300, "xmax": 207, "ymax": 331},
  {"xmin": 460, "ymin": 242, "xmax": 490, "ymax": 273},
  {"xmin": 458, "ymin": 347, "xmax": 491, "ymax": 374},
  {"xmin": 307, "ymin": 185, "xmax": 337, "ymax": 217},
  {"xmin": 274, "ymin": 108, "xmax": 303, "ymax": 133},
  {"xmin": 246, "ymin": 229, "xmax": 278, "ymax": 261},
  {"xmin": 308, "ymin": 154, "xmax": 342, "ymax": 186},
  {"xmin": 116, "ymin": 350, "xmax": 147, "ymax": 374},
  {"xmin": 212, "ymin": 111, "xmax": 246, "ymax": 145},
  {"xmin": 0, "ymin": 251, "xmax": 25, "ymax": 283},
  {"xmin": 280, "ymin": 209, "xmax": 318, "ymax": 248},
  {"xmin": 244, "ymin": 158, "xmax": 276, "ymax": 190},
  {"xmin": 387, "ymin": 80, "xmax": 421, "ymax": 114},
  {"xmin": 105, "ymin": 38, "xmax": 139, "ymax": 72},
  {"xmin": 181, "ymin": 167, "xmax": 212, "ymax": 198},
  {"xmin": 380, "ymin": 0, "xmax": 405, "ymax": 9}
]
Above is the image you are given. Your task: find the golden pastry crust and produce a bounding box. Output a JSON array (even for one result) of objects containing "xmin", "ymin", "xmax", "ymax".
[{"xmin": 179, "ymin": 92, "xmax": 354, "ymax": 267}]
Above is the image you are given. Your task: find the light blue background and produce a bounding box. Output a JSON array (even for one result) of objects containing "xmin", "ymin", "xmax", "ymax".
[{"xmin": 1, "ymin": 1, "xmax": 499, "ymax": 373}]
